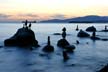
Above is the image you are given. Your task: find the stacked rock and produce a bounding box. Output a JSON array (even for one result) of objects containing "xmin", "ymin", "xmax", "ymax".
[
  {"xmin": 57, "ymin": 27, "xmax": 76, "ymax": 52},
  {"xmin": 42, "ymin": 36, "xmax": 54, "ymax": 52},
  {"xmin": 57, "ymin": 27, "xmax": 70, "ymax": 48}
]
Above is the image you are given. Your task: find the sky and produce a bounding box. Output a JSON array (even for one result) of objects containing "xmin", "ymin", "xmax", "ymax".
[{"xmin": 0, "ymin": 0, "xmax": 108, "ymax": 22}]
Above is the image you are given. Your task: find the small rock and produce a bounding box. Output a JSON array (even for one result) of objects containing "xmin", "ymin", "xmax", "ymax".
[
  {"xmin": 53, "ymin": 33, "xmax": 61, "ymax": 35},
  {"xmin": 77, "ymin": 30, "xmax": 90, "ymax": 37}
]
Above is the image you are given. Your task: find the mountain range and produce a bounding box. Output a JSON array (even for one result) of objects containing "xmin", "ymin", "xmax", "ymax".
[{"xmin": 40, "ymin": 15, "xmax": 108, "ymax": 23}]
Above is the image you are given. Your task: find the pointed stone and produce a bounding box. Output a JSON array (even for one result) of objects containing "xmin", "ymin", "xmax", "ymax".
[
  {"xmin": 76, "ymin": 25, "xmax": 79, "ymax": 31},
  {"xmin": 42, "ymin": 36, "xmax": 54, "ymax": 52}
]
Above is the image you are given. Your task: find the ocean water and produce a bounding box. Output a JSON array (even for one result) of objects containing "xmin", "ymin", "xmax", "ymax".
[{"xmin": 0, "ymin": 23, "xmax": 108, "ymax": 72}]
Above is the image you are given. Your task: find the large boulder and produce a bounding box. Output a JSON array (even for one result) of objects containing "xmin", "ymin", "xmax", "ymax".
[
  {"xmin": 77, "ymin": 30, "xmax": 90, "ymax": 37},
  {"xmin": 86, "ymin": 26, "xmax": 96, "ymax": 32},
  {"xmin": 57, "ymin": 39, "xmax": 70, "ymax": 48},
  {"xmin": 4, "ymin": 28, "xmax": 39, "ymax": 47}
]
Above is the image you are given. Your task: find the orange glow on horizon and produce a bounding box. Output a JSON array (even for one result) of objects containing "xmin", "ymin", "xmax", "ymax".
[{"xmin": 0, "ymin": 0, "xmax": 108, "ymax": 21}]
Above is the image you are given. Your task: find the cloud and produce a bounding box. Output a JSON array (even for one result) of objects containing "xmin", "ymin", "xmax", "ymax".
[
  {"xmin": 0, "ymin": 14, "xmax": 11, "ymax": 19},
  {"xmin": 19, "ymin": 13, "xmax": 38, "ymax": 17},
  {"xmin": 51, "ymin": 14, "xmax": 66, "ymax": 19}
]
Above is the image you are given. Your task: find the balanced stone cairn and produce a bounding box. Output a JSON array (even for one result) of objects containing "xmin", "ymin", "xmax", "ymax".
[
  {"xmin": 57, "ymin": 27, "xmax": 76, "ymax": 52},
  {"xmin": 57, "ymin": 27, "xmax": 70, "ymax": 48},
  {"xmin": 42, "ymin": 36, "xmax": 54, "ymax": 52}
]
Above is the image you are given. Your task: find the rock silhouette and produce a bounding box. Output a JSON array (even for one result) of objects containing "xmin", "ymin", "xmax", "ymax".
[
  {"xmin": 28, "ymin": 23, "xmax": 32, "ymax": 29},
  {"xmin": 77, "ymin": 30, "xmax": 90, "ymax": 37},
  {"xmin": 53, "ymin": 33, "xmax": 61, "ymax": 35},
  {"xmin": 76, "ymin": 40, "xmax": 79, "ymax": 44},
  {"xmin": 100, "ymin": 25, "xmax": 108, "ymax": 32},
  {"xmin": 62, "ymin": 50, "xmax": 69, "ymax": 61},
  {"xmin": 23, "ymin": 20, "xmax": 28, "ymax": 28},
  {"xmin": 90, "ymin": 31, "xmax": 100, "ymax": 40},
  {"xmin": 64, "ymin": 45, "xmax": 75, "ymax": 52},
  {"xmin": 76, "ymin": 25, "xmax": 79, "ymax": 31},
  {"xmin": 105, "ymin": 25, "xmax": 107, "ymax": 30},
  {"xmin": 98, "ymin": 64, "xmax": 108, "ymax": 72},
  {"xmin": 42, "ymin": 36, "xmax": 54, "ymax": 52},
  {"xmin": 57, "ymin": 27, "xmax": 70, "ymax": 48},
  {"xmin": 86, "ymin": 26, "xmax": 96, "ymax": 32},
  {"xmin": 4, "ymin": 20, "xmax": 39, "ymax": 47}
]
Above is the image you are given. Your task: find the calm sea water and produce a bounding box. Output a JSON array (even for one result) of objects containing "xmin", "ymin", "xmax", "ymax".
[{"xmin": 0, "ymin": 23, "xmax": 108, "ymax": 72}]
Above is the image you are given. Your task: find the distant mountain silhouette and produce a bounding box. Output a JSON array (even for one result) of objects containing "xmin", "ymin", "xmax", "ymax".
[
  {"xmin": 40, "ymin": 15, "xmax": 108, "ymax": 23},
  {"xmin": 40, "ymin": 19, "xmax": 66, "ymax": 23}
]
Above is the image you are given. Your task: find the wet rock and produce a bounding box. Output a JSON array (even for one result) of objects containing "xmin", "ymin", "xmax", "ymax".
[
  {"xmin": 42, "ymin": 36, "xmax": 54, "ymax": 52},
  {"xmin": 86, "ymin": 26, "xmax": 96, "ymax": 32},
  {"xmin": 65, "ymin": 45, "xmax": 75, "ymax": 52},
  {"xmin": 57, "ymin": 27, "xmax": 70, "ymax": 48},
  {"xmin": 43, "ymin": 44, "xmax": 54, "ymax": 52},
  {"xmin": 77, "ymin": 30, "xmax": 90, "ymax": 37},
  {"xmin": 100, "ymin": 25, "xmax": 108, "ymax": 32},
  {"xmin": 53, "ymin": 33, "xmax": 71, "ymax": 36},
  {"xmin": 90, "ymin": 31, "xmax": 100, "ymax": 40},
  {"xmin": 101, "ymin": 38, "xmax": 108, "ymax": 41},
  {"xmin": 76, "ymin": 40, "xmax": 80, "ymax": 44},
  {"xmin": 53, "ymin": 33, "xmax": 61, "ymax": 35},
  {"xmin": 4, "ymin": 21, "xmax": 39, "ymax": 47},
  {"xmin": 91, "ymin": 36, "xmax": 100, "ymax": 40},
  {"xmin": 62, "ymin": 50, "xmax": 69, "ymax": 61},
  {"xmin": 76, "ymin": 25, "xmax": 79, "ymax": 31},
  {"xmin": 98, "ymin": 64, "xmax": 108, "ymax": 72},
  {"xmin": 62, "ymin": 27, "xmax": 66, "ymax": 39},
  {"xmin": 57, "ymin": 39, "xmax": 70, "ymax": 48},
  {"xmin": 0, "ymin": 46, "xmax": 3, "ymax": 48},
  {"xmin": 100, "ymin": 30, "xmax": 108, "ymax": 32}
]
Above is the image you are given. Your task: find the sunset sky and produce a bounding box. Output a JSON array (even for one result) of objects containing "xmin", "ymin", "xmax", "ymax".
[{"xmin": 0, "ymin": 0, "xmax": 108, "ymax": 22}]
